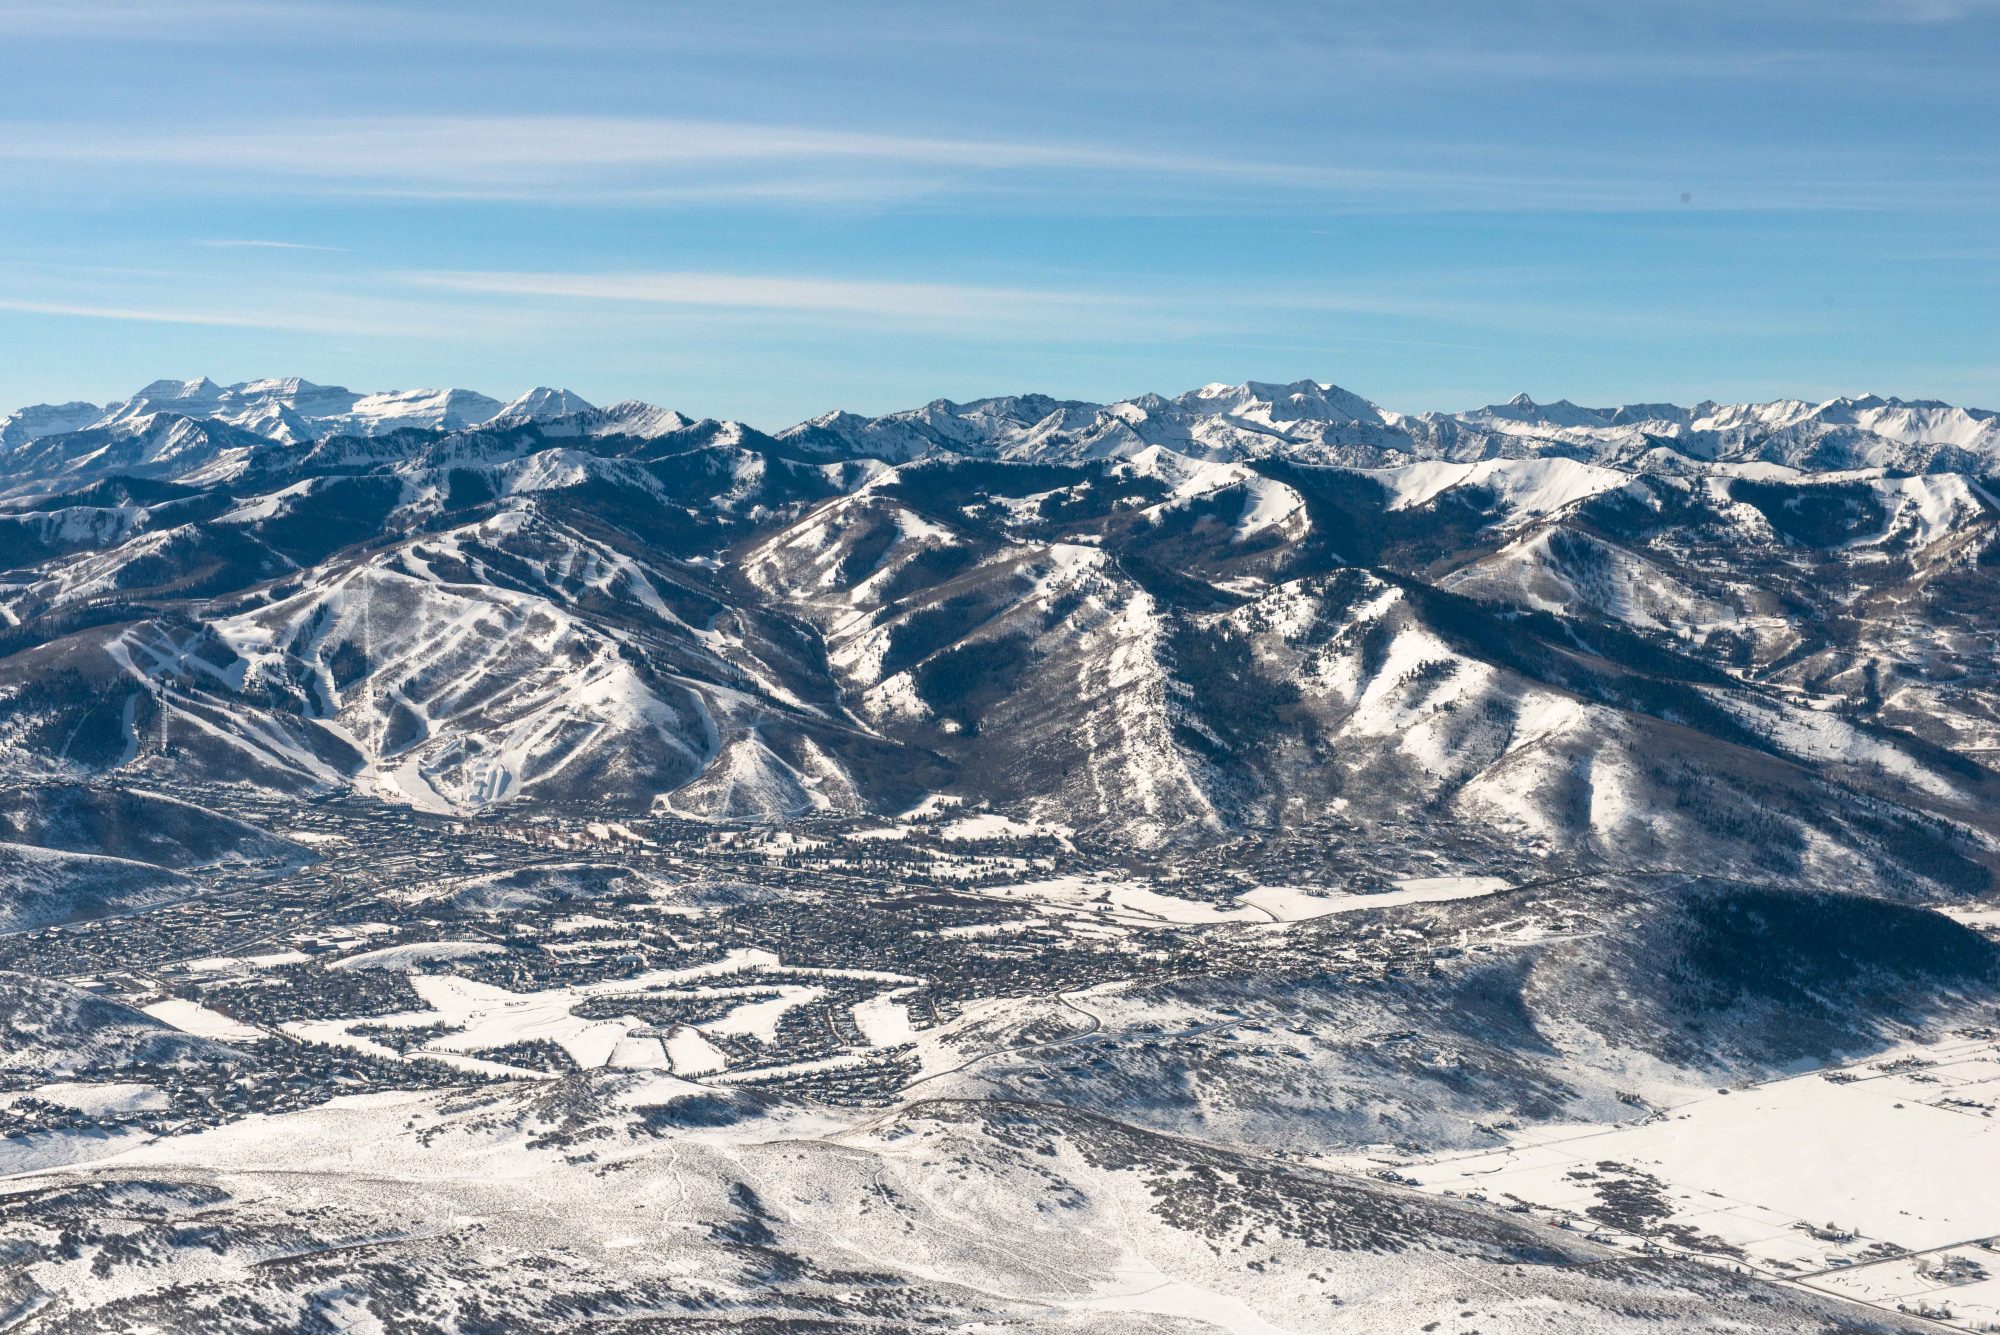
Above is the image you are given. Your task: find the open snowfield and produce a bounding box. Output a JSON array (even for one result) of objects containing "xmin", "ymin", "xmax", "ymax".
[
  {"xmin": 1242, "ymin": 875, "xmax": 1513, "ymax": 922},
  {"xmin": 963, "ymin": 872, "xmax": 1513, "ymax": 928},
  {"xmin": 0, "ymin": 1081, "xmax": 169, "ymax": 1116},
  {"xmin": 1057, "ymin": 1250, "xmax": 1299, "ymax": 1333},
  {"xmin": 1358, "ymin": 1029, "xmax": 2000, "ymax": 1327},
  {"xmin": 139, "ymin": 996, "xmax": 265, "ymax": 1041},
  {"xmin": 324, "ymin": 939, "xmax": 504, "ymax": 971},
  {"xmin": 0, "ymin": 1124, "xmax": 157, "ymax": 1176},
  {"xmin": 1806, "ymin": 1247, "xmax": 2000, "ymax": 1326},
  {"xmin": 0, "ymin": 1078, "xmax": 1690, "ymax": 1334},
  {"xmin": 285, "ymin": 947, "xmax": 786, "ymax": 1073},
  {"xmin": 269, "ymin": 945, "xmax": 933, "ymax": 1082}
]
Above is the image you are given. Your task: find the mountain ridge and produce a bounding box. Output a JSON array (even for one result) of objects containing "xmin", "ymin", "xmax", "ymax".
[
  {"xmin": 0, "ymin": 369, "xmax": 1994, "ymax": 899},
  {"xmin": 9, "ymin": 374, "xmax": 1997, "ymax": 473}
]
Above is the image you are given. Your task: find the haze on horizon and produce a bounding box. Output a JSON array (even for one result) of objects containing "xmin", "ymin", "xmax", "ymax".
[{"xmin": 0, "ymin": 0, "xmax": 1995, "ymax": 428}]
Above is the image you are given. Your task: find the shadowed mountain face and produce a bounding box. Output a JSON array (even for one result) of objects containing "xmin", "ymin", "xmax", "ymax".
[{"xmin": 1, "ymin": 378, "xmax": 1993, "ymax": 899}]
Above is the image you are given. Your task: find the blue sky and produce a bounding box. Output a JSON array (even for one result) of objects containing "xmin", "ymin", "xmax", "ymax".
[{"xmin": 0, "ymin": 0, "xmax": 1995, "ymax": 427}]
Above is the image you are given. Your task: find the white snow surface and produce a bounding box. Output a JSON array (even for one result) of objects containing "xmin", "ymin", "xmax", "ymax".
[{"xmin": 140, "ymin": 997, "xmax": 264, "ymax": 1041}]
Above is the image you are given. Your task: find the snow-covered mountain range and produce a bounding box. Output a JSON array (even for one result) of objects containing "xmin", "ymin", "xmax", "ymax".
[
  {"xmin": 783, "ymin": 377, "xmax": 2000, "ymax": 474},
  {"xmin": 10, "ymin": 375, "xmax": 1999, "ymax": 482},
  {"xmin": 0, "ymin": 373, "xmax": 1994, "ymax": 896},
  {"xmin": 1, "ymin": 376, "xmax": 522, "ymax": 450}
]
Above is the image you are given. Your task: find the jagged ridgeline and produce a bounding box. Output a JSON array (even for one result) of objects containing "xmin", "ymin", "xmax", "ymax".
[{"xmin": 0, "ymin": 375, "xmax": 1995, "ymax": 896}]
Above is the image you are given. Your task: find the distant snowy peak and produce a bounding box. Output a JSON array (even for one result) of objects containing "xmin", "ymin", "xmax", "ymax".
[
  {"xmin": 785, "ymin": 380, "xmax": 2000, "ymax": 474},
  {"xmin": 0, "ymin": 399, "xmax": 101, "ymax": 448},
  {"xmin": 125, "ymin": 375, "xmax": 225, "ymax": 405},
  {"xmin": 0, "ymin": 379, "xmax": 744, "ymax": 501},
  {"xmin": 5, "ymin": 377, "xmax": 511, "ymax": 448},
  {"xmin": 0, "ymin": 412, "xmax": 276, "ymax": 502},
  {"xmin": 1171, "ymin": 378, "xmax": 1393, "ymax": 427},
  {"xmin": 781, "ymin": 393, "xmax": 1104, "ymax": 462},
  {"xmin": 492, "ymin": 386, "xmax": 597, "ymax": 425},
  {"xmin": 1465, "ymin": 394, "xmax": 1637, "ymax": 430},
  {"xmin": 6, "ymin": 376, "xmax": 2000, "ymax": 486},
  {"xmin": 777, "ymin": 380, "xmax": 1404, "ymax": 465},
  {"xmin": 546, "ymin": 400, "xmax": 694, "ymax": 439},
  {"xmin": 1464, "ymin": 392, "xmax": 1998, "ymax": 440},
  {"xmin": 344, "ymin": 386, "xmax": 506, "ymax": 435},
  {"xmin": 1796, "ymin": 395, "xmax": 1999, "ymax": 447}
]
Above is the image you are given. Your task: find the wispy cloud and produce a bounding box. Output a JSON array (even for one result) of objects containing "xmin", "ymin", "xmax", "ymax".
[
  {"xmin": 1861, "ymin": 0, "xmax": 2000, "ymax": 21},
  {"xmin": 0, "ymin": 0, "xmax": 283, "ymax": 32},
  {"xmin": 196, "ymin": 238, "xmax": 347, "ymax": 252},
  {"xmin": 0, "ymin": 290, "xmax": 470, "ymax": 339},
  {"xmin": 5, "ymin": 115, "xmax": 1975, "ymax": 215},
  {"xmin": 0, "ymin": 115, "xmax": 1420, "ymax": 190},
  {"xmin": 405, "ymin": 268, "xmax": 1152, "ymax": 327},
  {"xmin": 0, "ymin": 264, "xmax": 1176, "ymax": 345},
  {"xmin": 0, "ymin": 0, "xmax": 433, "ymax": 39},
  {"xmin": 403, "ymin": 266, "xmax": 1832, "ymax": 343},
  {"xmin": 0, "ymin": 296, "xmax": 356, "ymax": 334}
]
